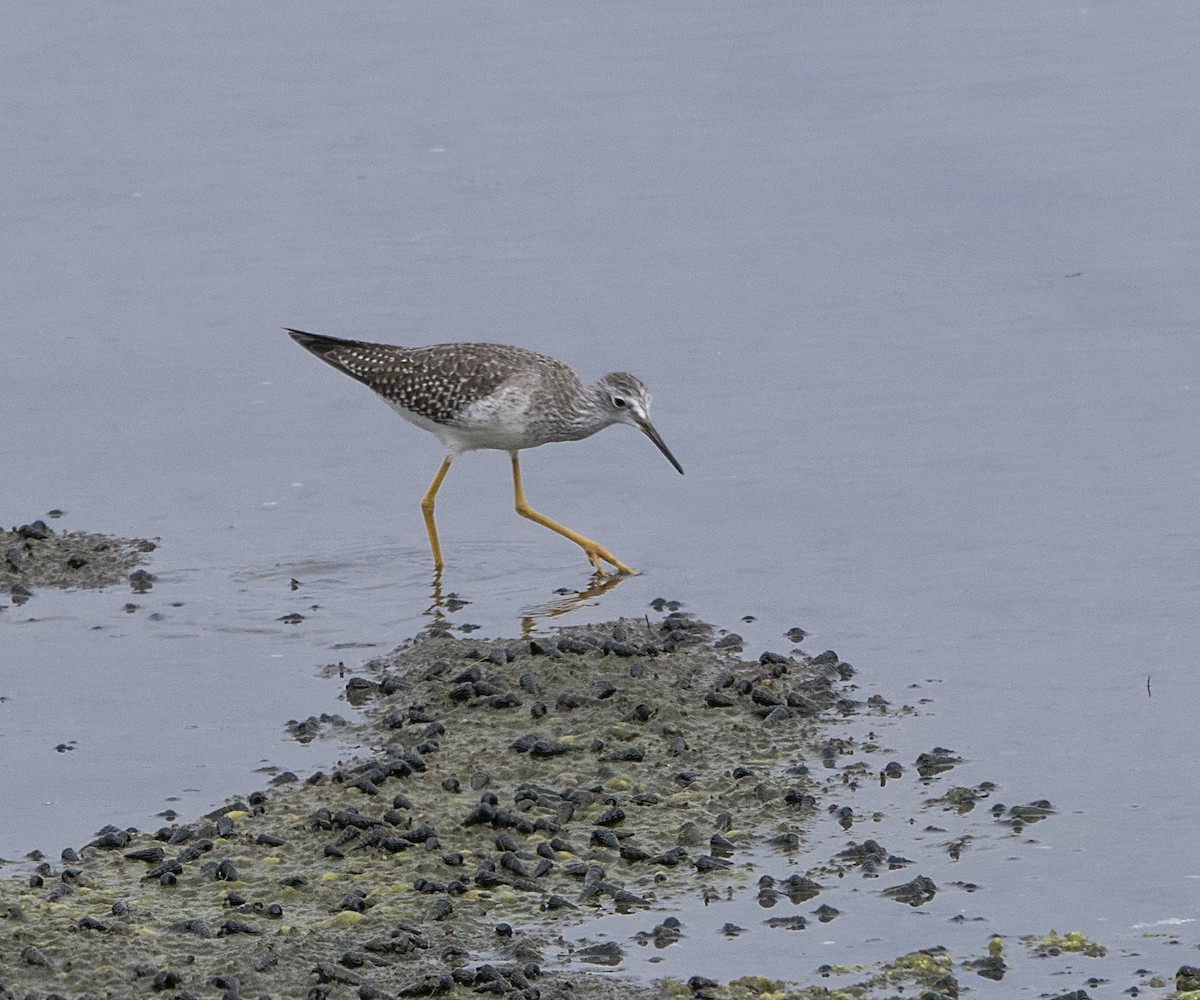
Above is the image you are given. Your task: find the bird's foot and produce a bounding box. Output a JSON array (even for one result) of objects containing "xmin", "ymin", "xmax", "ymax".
[{"xmin": 584, "ymin": 544, "xmax": 637, "ymax": 576}]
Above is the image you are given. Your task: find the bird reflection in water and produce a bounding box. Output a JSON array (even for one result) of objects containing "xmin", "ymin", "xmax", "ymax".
[{"xmin": 424, "ymin": 570, "xmax": 627, "ymax": 640}]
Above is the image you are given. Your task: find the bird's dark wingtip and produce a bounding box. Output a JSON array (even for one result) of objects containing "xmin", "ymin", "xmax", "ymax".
[{"xmin": 285, "ymin": 328, "xmax": 342, "ymax": 357}]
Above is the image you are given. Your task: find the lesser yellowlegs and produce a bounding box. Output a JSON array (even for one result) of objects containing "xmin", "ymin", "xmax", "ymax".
[{"xmin": 287, "ymin": 329, "xmax": 683, "ymax": 575}]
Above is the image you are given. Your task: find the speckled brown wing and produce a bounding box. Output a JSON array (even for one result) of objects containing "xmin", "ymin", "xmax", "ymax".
[{"xmin": 287, "ymin": 330, "xmax": 566, "ymax": 426}]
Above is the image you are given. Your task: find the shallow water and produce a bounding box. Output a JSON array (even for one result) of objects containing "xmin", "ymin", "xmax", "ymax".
[{"xmin": 2, "ymin": 1, "xmax": 1198, "ymax": 990}]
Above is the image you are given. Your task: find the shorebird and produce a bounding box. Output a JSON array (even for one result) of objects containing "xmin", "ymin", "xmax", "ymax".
[{"xmin": 287, "ymin": 329, "xmax": 682, "ymax": 574}]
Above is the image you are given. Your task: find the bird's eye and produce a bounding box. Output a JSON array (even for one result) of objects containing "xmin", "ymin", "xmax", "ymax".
[{"xmin": 612, "ymin": 396, "xmax": 627, "ymax": 408}]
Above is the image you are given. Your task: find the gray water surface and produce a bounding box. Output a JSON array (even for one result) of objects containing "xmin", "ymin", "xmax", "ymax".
[{"xmin": 2, "ymin": 2, "xmax": 1198, "ymax": 990}]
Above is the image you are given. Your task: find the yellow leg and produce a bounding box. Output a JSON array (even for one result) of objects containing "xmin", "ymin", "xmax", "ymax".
[
  {"xmin": 420, "ymin": 456, "xmax": 453, "ymax": 570},
  {"xmin": 510, "ymin": 454, "xmax": 636, "ymax": 576}
]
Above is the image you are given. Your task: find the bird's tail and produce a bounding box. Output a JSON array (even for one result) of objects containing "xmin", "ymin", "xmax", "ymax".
[
  {"xmin": 285, "ymin": 328, "xmax": 409, "ymax": 390},
  {"xmin": 285, "ymin": 328, "xmax": 350, "ymax": 357}
]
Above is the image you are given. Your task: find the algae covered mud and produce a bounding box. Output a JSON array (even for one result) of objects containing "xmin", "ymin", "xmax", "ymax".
[
  {"xmin": 1, "ymin": 515, "xmax": 155, "ymax": 600},
  {"xmin": 1, "ymin": 613, "xmax": 843, "ymax": 998},
  {"xmin": 0, "ymin": 582, "xmax": 1195, "ymax": 997}
]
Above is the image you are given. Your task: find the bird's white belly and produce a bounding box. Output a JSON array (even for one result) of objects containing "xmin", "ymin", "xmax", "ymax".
[
  {"xmin": 451, "ymin": 388, "xmax": 548, "ymax": 451},
  {"xmin": 388, "ymin": 387, "xmax": 551, "ymax": 454}
]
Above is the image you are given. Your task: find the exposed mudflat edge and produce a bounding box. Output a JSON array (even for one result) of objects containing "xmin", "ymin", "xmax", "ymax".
[
  {"xmin": 0, "ymin": 612, "xmax": 958, "ymax": 1000},
  {"xmin": 1, "ymin": 515, "xmax": 155, "ymax": 598}
]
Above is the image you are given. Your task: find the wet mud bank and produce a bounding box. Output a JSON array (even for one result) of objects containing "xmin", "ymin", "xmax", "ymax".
[
  {"xmin": 0, "ymin": 613, "xmax": 859, "ymax": 998},
  {"xmin": 1, "ymin": 514, "xmax": 155, "ymax": 603},
  {"xmin": 1, "ymin": 606, "xmax": 1189, "ymax": 998}
]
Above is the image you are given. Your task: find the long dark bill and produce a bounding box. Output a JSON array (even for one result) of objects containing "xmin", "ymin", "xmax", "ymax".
[{"xmin": 638, "ymin": 419, "xmax": 684, "ymax": 475}]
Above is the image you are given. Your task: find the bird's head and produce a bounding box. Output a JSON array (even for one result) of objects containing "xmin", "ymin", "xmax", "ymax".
[{"xmin": 597, "ymin": 372, "xmax": 684, "ymax": 475}]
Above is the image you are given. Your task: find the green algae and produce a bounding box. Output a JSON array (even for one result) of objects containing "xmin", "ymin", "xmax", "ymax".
[{"xmin": 1025, "ymin": 928, "xmax": 1108, "ymax": 958}]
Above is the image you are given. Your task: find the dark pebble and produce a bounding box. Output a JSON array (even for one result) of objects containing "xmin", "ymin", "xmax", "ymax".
[
  {"xmin": 762, "ymin": 705, "xmax": 792, "ymax": 725},
  {"xmin": 336, "ymin": 889, "xmax": 368, "ymax": 913},
  {"xmin": 145, "ymin": 858, "xmax": 184, "ymax": 880},
  {"xmin": 710, "ymin": 833, "xmax": 735, "ymax": 854},
  {"xmin": 786, "ymin": 692, "xmax": 820, "ymax": 715},
  {"xmin": 169, "ymin": 917, "xmax": 214, "ymax": 938},
  {"xmin": 882, "ymin": 875, "xmax": 938, "ymax": 905},
  {"xmin": 530, "ymin": 739, "xmax": 571, "ymax": 758},
  {"xmin": 915, "ymin": 747, "xmax": 962, "ymax": 777},
  {"xmin": 596, "ymin": 807, "xmax": 626, "ymax": 826},
  {"xmin": 591, "ymin": 829, "xmax": 623, "ymax": 850},
  {"xmin": 126, "ymin": 846, "xmax": 165, "ymax": 863},
  {"xmin": 20, "ymin": 945, "xmax": 51, "ymax": 969}
]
